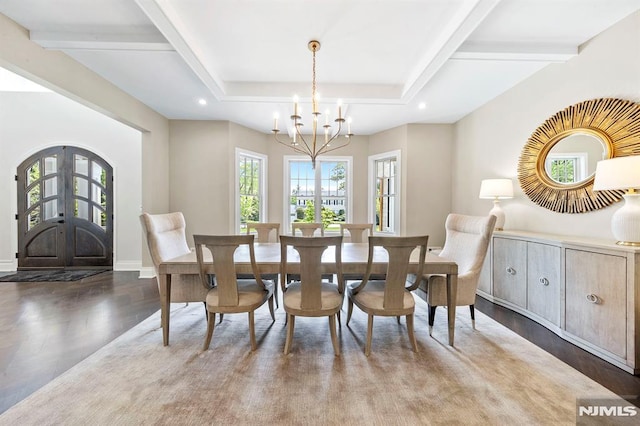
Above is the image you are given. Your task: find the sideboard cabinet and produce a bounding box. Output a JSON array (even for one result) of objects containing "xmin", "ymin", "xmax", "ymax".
[{"xmin": 477, "ymin": 231, "xmax": 640, "ymax": 374}]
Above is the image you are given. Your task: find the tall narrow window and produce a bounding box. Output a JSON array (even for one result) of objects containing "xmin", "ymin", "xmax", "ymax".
[
  {"xmin": 236, "ymin": 149, "xmax": 267, "ymax": 234},
  {"xmin": 285, "ymin": 157, "xmax": 351, "ymax": 234},
  {"xmin": 545, "ymin": 153, "xmax": 587, "ymax": 184},
  {"xmin": 369, "ymin": 151, "xmax": 400, "ymax": 235}
]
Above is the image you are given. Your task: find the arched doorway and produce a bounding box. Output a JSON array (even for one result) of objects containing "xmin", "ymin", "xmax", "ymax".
[{"xmin": 16, "ymin": 146, "xmax": 113, "ymax": 269}]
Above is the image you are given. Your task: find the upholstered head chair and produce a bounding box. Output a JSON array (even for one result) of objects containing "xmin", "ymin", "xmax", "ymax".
[
  {"xmin": 419, "ymin": 213, "xmax": 496, "ymax": 333},
  {"xmin": 140, "ymin": 212, "xmax": 211, "ymax": 303}
]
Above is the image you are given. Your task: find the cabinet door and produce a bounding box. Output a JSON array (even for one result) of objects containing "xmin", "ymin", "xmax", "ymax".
[
  {"xmin": 493, "ymin": 238, "xmax": 527, "ymax": 308},
  {"xmin": 565, "ymin": 249, "xmax": 627, "ymax": 359},
  {"xmin": 527, "ymin": 242, "xmax": 560, "ymax": 325}
]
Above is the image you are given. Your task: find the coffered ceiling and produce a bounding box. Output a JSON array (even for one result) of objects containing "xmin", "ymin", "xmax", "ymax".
[{"xmin": 1, "ymin": 0, "xmax": 638, "ymax": 134}]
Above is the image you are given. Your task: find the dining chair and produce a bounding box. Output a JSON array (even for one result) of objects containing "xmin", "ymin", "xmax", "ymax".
[
  {"xmin": 279, "ymin": 235, "xmax": 344, "ymax": 356},
  {"xmin": 242, "ymin": 222, "xmax": 281, "ymax": 307},
  {"xmin": 193, "ymin": 234, "xmax": 275, "ymax": 351},
  {"xmin": 347, "ymin": 235, "xmax": 428, "ymax": 356},
  {"xmin": 140, "ymin": 212, "xmax": 211, "ymax": 307},
  {"xmin": 246, "ymin": 222, "xmax": 280, "ymax": 242},
  {"xmin": 339, "ymin": 223, "xmax": 385, "ymax": 282},
  {"xmin": 291, "ymin": 222, "xmax": 324, "ymax": 237},
  {"xmin": 418, "ymin": 213, "xmax": 496, "ymax": 334},
  {"xmin": 339, "ymin": 223, "xmax": 374, "ymax": 243}
]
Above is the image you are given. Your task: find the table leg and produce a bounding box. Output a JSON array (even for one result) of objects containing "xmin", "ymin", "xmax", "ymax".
[
  {"xmin": 159, "ymin": 273, "xmax": 172, "ymax": 346},
  {"xmin": 446, "ymin": 273, "xmax": 458, "ymax": 346}
]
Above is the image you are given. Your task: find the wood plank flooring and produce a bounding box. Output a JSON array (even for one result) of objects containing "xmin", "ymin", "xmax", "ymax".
[{"xmin": 0, "ymin": 272, "xmax": 638, "ymax": 415}]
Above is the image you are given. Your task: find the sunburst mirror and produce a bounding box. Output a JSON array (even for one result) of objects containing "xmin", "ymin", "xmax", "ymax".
[{"xmin": 518, "ymin": 98, "xmax": 640, "ymax": 213}]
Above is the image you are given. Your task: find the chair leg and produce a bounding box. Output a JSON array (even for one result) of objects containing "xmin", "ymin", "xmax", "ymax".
[
  {"xmin": 337, "ymin": 310, "xmax": 341, "ymax": 328},
  {"xmin": 273, "ymin": 281, "xmax": 279, "ymax": 309},
  {"xmin": 203, "ymin": 311, "xmax": 215, "ymax": 350},
  {"xmin": 219, "ymin": 313, "xmax": 224, "ymax": 324},
  {"xmin": 365, "ymin": 314, "xmax": 374, "ymax": 357},
  {"xmin": 346, "ymin": 299, "xmax": 354, "ymax": 326},
  {"xmin": 268, "ymin": 295, "xmax": 275, "ymax": 322},
  {"xmin": 284, "ymin": 314, "xmax": 295, "ymax": 354},
  {"xmin": 407, "ymin": 313, "xmax": 418, "ymax": 352},
  {"xmin": 248, "ymin": 311, "xmax": 257, "ymax": 351},
  {"xmin": 470, "ymin": 304, "xmax": 475, "ymax": 329},
  {"xmin": 428, "ymin": 305, "xmax": 436, "ymax": 336},
  {"xmin": 329, "ymin": 315, "xmax": 340, "ymax": 356},
  {"xmin": 396, "ymin": 316, "xmax": 401, "ymax": 324}
]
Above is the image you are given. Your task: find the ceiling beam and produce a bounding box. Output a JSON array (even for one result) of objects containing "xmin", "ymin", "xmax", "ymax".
[
  {"xmin": 401, "ymin": 0, "xmax": 502, "ymax": 102},
  {"xmin": 30, "ymin": 31, "xmax": 173, "ymax": 51},
  {"xmin": 452, "ymin": 41, "xmax": 577, "ymax": 62}
]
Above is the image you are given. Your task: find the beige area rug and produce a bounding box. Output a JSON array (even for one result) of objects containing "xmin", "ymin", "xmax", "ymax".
[{"xmin": 0, "ymin": 297, "xmax": 624, "ymax": 425}]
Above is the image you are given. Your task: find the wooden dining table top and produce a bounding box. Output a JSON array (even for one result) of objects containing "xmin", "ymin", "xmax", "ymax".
[{"xmin": 156, "ymin": 242, "xmax": 459, "ymax": 347}]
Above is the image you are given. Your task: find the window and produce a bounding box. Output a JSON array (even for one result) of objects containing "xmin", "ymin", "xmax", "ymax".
[
  {"xmin": 285, "ymin": 156, "xmax": 351, "ymax": 233},
  {"xmin": 545, "ymin": 153, "xmax": 587, "ymax": 183},
  {"xmin": 369, "ymin": 150, "xmax": 400, "ymax": 235},
  {"xmin": 236, "ymin": 149, "xmax": 267, "ymax": 233}
]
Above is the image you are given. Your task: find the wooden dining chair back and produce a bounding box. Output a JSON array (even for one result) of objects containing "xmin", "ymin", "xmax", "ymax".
[
  {"xmin": 140, "ymin": 212, "xmax": 210, "ymax": 303},
  {"xmin": 246, "ymin": 222, "xmax": 280, "ymax": 242},
  {"xmin": 340, "ymin": 223, "xmax": 374, "ymax": 243},
  {"xmin": 193, "ymin": 234, "xmax": 275, "ymax": 351},
  {"xmin": 347, "ymin": 235, "xmax": 428, "ymax": 356},
  {"xmin": 279, "ymin": 235, "xmax": 344, "ymax": 355},
  {"xmin": 418, "ymin": 214, "xmax": 496, "ymax": 333},
  {"xmin": 291, "ymin": 222, "xmax": 324, "ymax": 237}
]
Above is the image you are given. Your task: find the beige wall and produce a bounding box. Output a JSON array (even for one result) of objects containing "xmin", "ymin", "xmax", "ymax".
[
  {"xmin": 0, "ymin": 13, "xmax": 170, "ymax": 272},
  {"xmin": 453, "ymin": 11, "xmax": 640, "ymax": 240}
]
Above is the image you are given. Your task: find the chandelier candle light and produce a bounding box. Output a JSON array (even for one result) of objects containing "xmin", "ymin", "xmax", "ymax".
[{"xmin": 272, "ymin": 40, "xmax": 353, "ymax": 168}]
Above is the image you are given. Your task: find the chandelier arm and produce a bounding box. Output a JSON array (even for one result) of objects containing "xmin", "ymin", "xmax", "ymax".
[
  {"xmin": 294, "ymin": 125, "xmax": 313, "ymax": 156},
  {"xmin": 318, "ymin": 136, "xmax": 351, "ymax": 155},
  {"xmin": 316, "ymin": 120, "xmax": 344, "ymax": 155},
  {"xmin": 274, "ymin": 133, "xmax": 311, "ymax": 155}
]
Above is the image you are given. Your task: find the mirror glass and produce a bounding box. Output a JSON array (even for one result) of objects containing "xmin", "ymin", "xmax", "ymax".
[{"xmin": 543, "ymin": 133, "xmax": 605, "ymax": 185}]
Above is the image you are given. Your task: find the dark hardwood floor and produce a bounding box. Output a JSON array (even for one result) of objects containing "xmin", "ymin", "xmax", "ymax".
[{"xmin": 0, "ymin": 272, "xmax": 638, "ymax": 415}]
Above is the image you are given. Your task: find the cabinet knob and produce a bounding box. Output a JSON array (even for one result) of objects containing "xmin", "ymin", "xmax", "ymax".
[
  {"xmin": 539, "ymin": 277, "xmax": 549, "ymax": 286},
  {"xmin": 585, "ymin": 294, "xmax": 600, "ymax": 304},
  {"xmin": 506, "ymin": 267, "xmax": 516, "ymax": 275}
]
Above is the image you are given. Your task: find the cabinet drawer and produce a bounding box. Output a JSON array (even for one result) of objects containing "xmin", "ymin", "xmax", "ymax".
[
  {"xmin": 565, "ymin": 248, "xmax": 627, "ymax": 358},
  {"xmin": 493, "ymin": 238, "xmax": 527, "ymax": 308},
  {"xmin": 527, "ymin": 242, "xmax": 560, "ymax": 325}
]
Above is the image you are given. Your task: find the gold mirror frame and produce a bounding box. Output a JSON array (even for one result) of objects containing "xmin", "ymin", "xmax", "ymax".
[{"xmin": 518, "ymin": 98, "xmax": 640, "ymax": 213}]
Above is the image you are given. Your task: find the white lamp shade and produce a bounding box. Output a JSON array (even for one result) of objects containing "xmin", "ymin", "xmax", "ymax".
[
  {"xmin": 479, "ymin": 179, "xmax": 514, "ymax": 199},
  {"xmin": 593, "ymin": 156, "xmax": 640, "ymax": 191}
]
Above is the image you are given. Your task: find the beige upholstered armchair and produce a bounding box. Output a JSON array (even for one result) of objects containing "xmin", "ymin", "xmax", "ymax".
[
  {"xmin": 140, "ymin": 212, "xmax": 211, "ymax": 303},
  {"xmin": 418, "ymin": 214, "xmax": 496, "ymax": 334}
]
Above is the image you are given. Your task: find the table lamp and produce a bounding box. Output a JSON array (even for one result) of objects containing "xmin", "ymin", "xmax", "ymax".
[
  {"xmin": 593, "ymin": 155, "xmax": 640, "ymax": 246},
  {"xmin": 479, "ymin": 178, "xmax": 514, "ymax": 231}
]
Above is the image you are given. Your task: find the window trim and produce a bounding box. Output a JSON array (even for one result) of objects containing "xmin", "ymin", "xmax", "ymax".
[
  {"xmin": 368, "ymin": 150, "xmax": 401, "ymax": 235},
  {"xmin": 235, "ymin": 148, "xmax": 268, "ymax": 234},
  {"xmin": 283, "ymin": 155, "xmax": 353, "ymax": 235},
  {"xmin": 545, "ymin": 152, "xmax": 588, "ymax": 183}
]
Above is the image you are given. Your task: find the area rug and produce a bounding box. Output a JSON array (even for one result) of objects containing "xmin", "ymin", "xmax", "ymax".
[
  {"xmin": 0, "ymin": 269, "xmax": 108, "ymax": 282},
  {"xmin": 0, "ymin": 297, "xmax": 630, "ymax": 425}
]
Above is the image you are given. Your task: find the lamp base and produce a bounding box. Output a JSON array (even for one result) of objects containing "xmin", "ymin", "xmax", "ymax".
[
  {"xmin": 611, "ymin": 193, "xmax": 640, "ymax": 246},
  {"xmin": 488, "ymin": 200, "xmax": 505, "ymax": 230}
]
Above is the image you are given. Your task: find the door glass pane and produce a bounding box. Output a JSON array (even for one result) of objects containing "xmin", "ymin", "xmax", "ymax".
[
  {"xmin": 75, "ymin": 199, "xmax": 89, "ymax": 220},
  {"xmin": 92, "ymin": 162, "xmax": 106, "ymax": 184},
  {"xmin": 27, "ymin": 186, "xmax": 40, "ymax": 208},
  {"xmin": 93, "ymin": 205, "xmax": 106, "ymax": 229},
  {"xmin": 44, "ymin": 177, "xmax": 57, "ymax": 197},
  {"xmin": 28, "ymin": 207, "xmax": 40, "ymax": 230},
  {"xmin": 74, "ymin": 154, "xmax": 89, "ymax": 176},
  {"xmin": 92, "ymin": 183, "xmax": 106, "ymax": 208},
  {"xmin": 43, "ymin": 200, "xmax": 57, "ymax": 220},
  {"xmin": 74, "ymin": 177, "xmax": 89, "ymax": 198},
  {"xmin": 44, "ymin": 156, "xmax": 57, "ymax": 175},
  {"xmin": 27, "ymin": 161, "xmax": 40, "ymax": 185}
]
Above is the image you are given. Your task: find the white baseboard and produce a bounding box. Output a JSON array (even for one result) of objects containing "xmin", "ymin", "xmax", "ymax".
[
  {"xmin": 114, "ymin": 261, "xmax": 142, "ymax": 272},
  {"xmin": 138, "ymin": 266, "xmax": 156, "ymax": 279},
  {"xmin": 0, "ymin": 260, "xmax": 17, "ymax": 272}
]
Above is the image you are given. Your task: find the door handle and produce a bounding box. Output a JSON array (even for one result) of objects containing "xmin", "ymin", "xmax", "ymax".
[{"xmin": 57, "ymin": 220, "xmax": 65, "ymax": 224}]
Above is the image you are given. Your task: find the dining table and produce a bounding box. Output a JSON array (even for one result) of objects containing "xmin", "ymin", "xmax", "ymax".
[{"xmin": 157, "ymin": 242, "xmax": 458, "ymax": 347}]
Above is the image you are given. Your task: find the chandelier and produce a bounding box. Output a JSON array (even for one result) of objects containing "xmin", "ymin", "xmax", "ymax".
[{"xmin": 272, "ymin": 40, "xmax": 353, "ymax": 168}]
